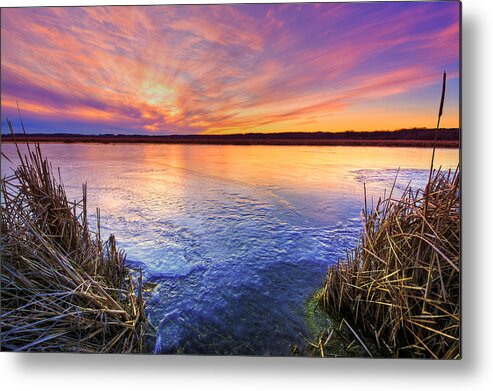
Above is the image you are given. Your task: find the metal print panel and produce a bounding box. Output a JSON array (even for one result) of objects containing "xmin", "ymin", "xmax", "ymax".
[{"xmin": 0, "ymin": 1, "xmax": 461, "ymax": 358}]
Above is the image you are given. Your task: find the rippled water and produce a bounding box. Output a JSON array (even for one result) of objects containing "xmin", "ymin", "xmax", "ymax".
[{"xmin": 1, "ymin": 143, "xmax": 459, "ymax": 355}]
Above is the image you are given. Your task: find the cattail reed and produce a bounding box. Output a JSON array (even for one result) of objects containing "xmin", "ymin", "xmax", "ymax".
[{"xmin": 312, "ymin": 70, "xmax": 459, "ymax": 359}]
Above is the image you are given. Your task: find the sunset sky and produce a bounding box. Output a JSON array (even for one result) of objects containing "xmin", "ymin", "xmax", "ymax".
[{"xmin": 1, "ymin": 2, "xmax": 460, "ymax": 135}]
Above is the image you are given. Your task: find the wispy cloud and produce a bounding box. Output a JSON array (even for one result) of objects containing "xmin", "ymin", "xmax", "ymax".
[{"xmin": 1, "ymin": 3, "xmax": 460, "ymax": 134}]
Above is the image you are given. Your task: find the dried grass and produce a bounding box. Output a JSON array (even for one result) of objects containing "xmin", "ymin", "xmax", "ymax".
[
  {"xmin": 1, "ymin": 120, "xmax": 147, "ymax": 352},
  {"xmin": 318, "ymin": 168, "xmax": 460, "ymax": 359}
]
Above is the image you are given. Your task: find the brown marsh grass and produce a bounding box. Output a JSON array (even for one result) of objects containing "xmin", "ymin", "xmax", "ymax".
[
  {"xmin": 0, "ymin": 120, "xmax": 147, "ymax": 352},
  {"xmin": 311, "ymin": 71, "xmax": 460, "ymax": 359},
  {"xmin": 316, "ymin": 167, "xmax": 460, "ymax": 359}
]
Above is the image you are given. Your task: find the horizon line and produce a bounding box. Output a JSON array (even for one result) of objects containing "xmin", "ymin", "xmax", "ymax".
[{"xmin": 2, "ymin": 127, "xmax": 461, "ymax": 138}]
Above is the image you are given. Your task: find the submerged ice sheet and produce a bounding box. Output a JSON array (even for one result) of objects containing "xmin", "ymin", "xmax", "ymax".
[{"xmin": 1, "ymin": 143, "xmax": 459, "ymax": 355}]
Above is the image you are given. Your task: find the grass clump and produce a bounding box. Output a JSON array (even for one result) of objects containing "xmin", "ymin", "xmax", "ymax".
[
  {"xmin": 1, "ymin": 126, "xmax": 147, "ymax": 353},
  {"xmin": 317, "ymin": 168, "xmax": 460, "ymax": 359}
]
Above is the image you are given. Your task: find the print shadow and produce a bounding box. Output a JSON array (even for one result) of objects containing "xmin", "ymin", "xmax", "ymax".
[{"xmin": 8, "ymin": 7, "xmax": 479, "ymax": 381}]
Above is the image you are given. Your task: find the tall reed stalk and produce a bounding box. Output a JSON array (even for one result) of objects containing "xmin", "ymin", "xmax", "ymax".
[{"xmin": 315, "ymin": 71, "xmax": 460, "ymax": 359}]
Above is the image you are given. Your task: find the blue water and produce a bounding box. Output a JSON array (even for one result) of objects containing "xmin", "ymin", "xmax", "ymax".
[{"xmin": 0, "ymin": 143, "xmax": 459, "ymax": 355}]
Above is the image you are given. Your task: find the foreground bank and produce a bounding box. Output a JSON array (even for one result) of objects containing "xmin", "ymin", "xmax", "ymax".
[
  {"xmin": 0, "ymin": 133, "xmax": 147, "ymax": 352},
  {"xmin": 1, "ymin": 136, "xmax": 459, "ymax": 356},
  {"xmin": 310, "ymin": 168, "xmax": 460, "ymax": 359}
]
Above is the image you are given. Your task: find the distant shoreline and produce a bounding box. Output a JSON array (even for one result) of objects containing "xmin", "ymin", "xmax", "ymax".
[{"xmin": 1, "ymin": 128, "xmax": 460, "ymax": 148}]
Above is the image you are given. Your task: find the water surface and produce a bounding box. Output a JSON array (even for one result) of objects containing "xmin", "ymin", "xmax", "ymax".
[{"xmin": 1, "ymin": 143, "xmax": 459, "ymax": 355}]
